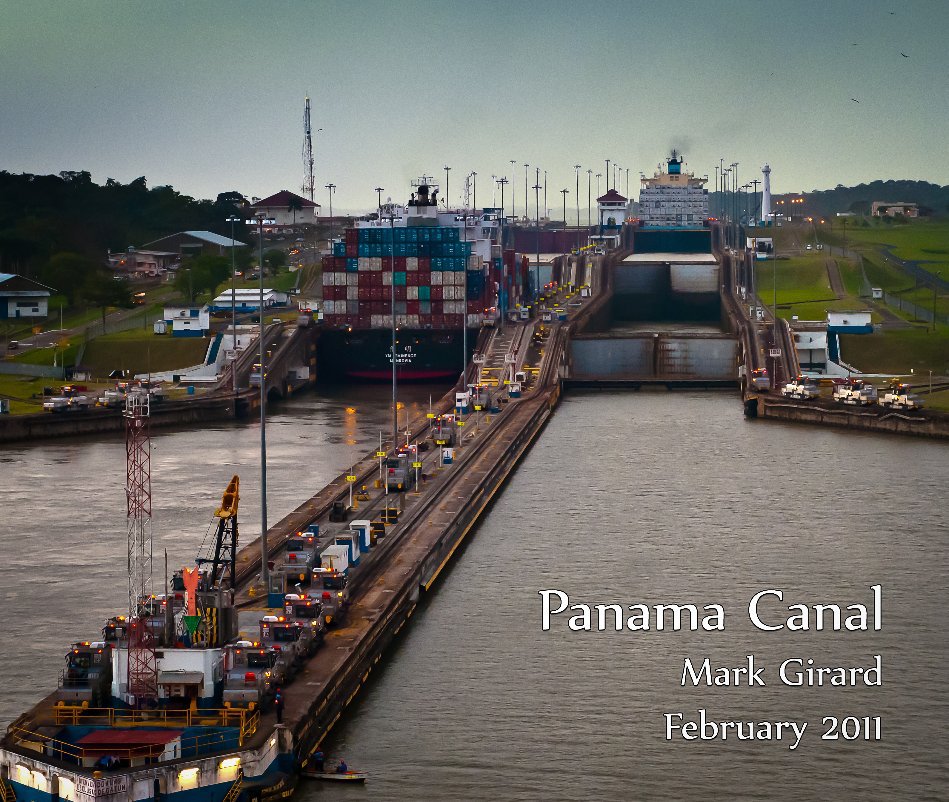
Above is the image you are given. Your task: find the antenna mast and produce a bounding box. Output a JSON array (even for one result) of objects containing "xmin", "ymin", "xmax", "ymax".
[
  {"xmin": 302, "ymin": 96, "xmax": 315, "ymax": 202},
  {"xmin": 125, "ymin": 390, "xmax": 158, "ymax": 704}
]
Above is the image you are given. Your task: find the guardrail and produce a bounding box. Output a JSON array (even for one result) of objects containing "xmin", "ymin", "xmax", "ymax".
[{"xmin": 7, "ymin": 708, "xmax": 259, "ymax": 767}]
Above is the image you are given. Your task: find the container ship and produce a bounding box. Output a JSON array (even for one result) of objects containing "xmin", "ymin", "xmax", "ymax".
[{"xmin": 318, "ymin": 180, "xmax": 533, "ymax": 381}]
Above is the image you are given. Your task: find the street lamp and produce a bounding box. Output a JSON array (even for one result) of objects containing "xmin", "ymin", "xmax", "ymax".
[
  {"xmin": 509, "ymin": 160, "xmax": 517, "ymax": 217},
  {"xmin": 605, "ymin": 159, "xmax": 610, "ymax": 191},
  {"xmin": 245, "ymin": 211, "xmax": 275, "ymax": 589},
  {"xmin": 574, "ymin": 165, "xmax": 581, "ymax": 253},
  {"xmin": 388, "ymin": 209, "xmax": 398, "ymax": 446},
  {"xmin": 524, "ymin": 163, "xmax": 529, "ymax": 224},
  {"xmin": 225, "ymin": 214, "xmax": 240, "ymax": 396},
  {"xmin": 374, "ymin": 186, "xmax": 384, "ymax": 217},
  {"xmin": 587, "ymin": 169, "xmax": 592, "ymax": 230},
  {"xmin": 444, "ymin": 165, "xmax": 451, "ymax": 209},
  {"xmin": 596, "ymin": 173, "xmax": 602, "ymax": 199},
  {"xmin": 471, "ymin": 171, "xmax": 477, "ymax": 213},
  {"xmin": 933, "ymin": 272, "xmax": 941, "ymax": 333},
  {"xmin": 497, "ymin": 177, "xmax": 509, "ymax": 325},
  {"xmin": 324, "ymin": 183, "xmax": 335, "ymax": 223},
  {"xmin": 533, "ymin": 179, "xmax": 541, "ymax": 300}
]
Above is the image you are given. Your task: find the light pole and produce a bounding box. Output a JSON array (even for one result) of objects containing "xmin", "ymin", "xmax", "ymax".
[
  {"xmin": 375, "ymin": 186, "xmax": 384, "ymax": 217},
  {"xmin": 509, "ymin": 160, "xmax": 517, "ymax": 217},
  {"xmin": 524, "ymin": 163, "xmax": 529, "ymax": 224},
  {"xmin": 246, "ymin": 211, "xmax": 275, "ymax": 590},
  {"xmin": 226, "ymin": 214, "xmax": 240, "ymax": 396},
  {"xmin": 933, "ymin": 272, "xmax": 941, "ymax": 333},
  {"xmin": 605, "ymin": 159, "xmax": 610, "ymax": 191},
  {"xmin": 497, "ymin": 176, "xmax": 508, "ymax": 328},
  {"xmin": 574, "ymin": 165, "xmax": 581, "ymax": 253},
  {"xmin": 471, "ymin": 171, "xmax": 477, "ymax": 214},
  {"xmin": 596, "ymin": 173, "xmax": 601, "ymax": 199},
  {"xmin": 462, "ymin": 177, "xmax": 469, "ymax": 384},
  {"xmin": 444, "ymin": 165, "xmax": 451, "ymax": 209},
  {"xmin": 388, "ymin": 210, "xmax": 398, "ymax": 447},
  {"xmin": 543, "ymin": 169, "xmax": 547, "ymax": 221},
  {"xmin": 324, "ymin": 183, "xmax": 335, "ymax": 223},
  {"xmin": 587, "ymin": 169, "xmax": 592, "ymax": 229},
  {"xmin": 533, "ymin": 179, "xmax": 541, "ymax": 300}
]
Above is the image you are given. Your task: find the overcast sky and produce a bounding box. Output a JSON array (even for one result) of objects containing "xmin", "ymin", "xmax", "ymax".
[{"xmin": 2, "ymin": 0, "xmax": 946, "ymax": 214}]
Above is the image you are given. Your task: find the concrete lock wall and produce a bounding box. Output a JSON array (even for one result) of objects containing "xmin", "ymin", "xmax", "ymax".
[
  {"xmin": 669, "ymin": 264, "xmax": 718, "ymax": 294},
  {"xmin": 570, "ymin": 336, "xmax": 737, "ymax": 380}
]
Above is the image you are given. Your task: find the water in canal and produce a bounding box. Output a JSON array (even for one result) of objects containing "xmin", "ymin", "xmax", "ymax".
[{"xmin": 1, "ymin": 390, "xmax": 946, "ymax": 799}]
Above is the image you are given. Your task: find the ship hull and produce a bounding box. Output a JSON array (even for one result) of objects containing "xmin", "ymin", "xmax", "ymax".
[{"xmin": 317, "ymin": 327, "xmax": 476, "ymax": 383}]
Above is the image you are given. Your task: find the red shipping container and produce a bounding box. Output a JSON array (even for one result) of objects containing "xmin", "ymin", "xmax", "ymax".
[
  {"xmin": 345, "ymin": 229, "xmax": 358, "ymax": 245},
  {"xmin": 357, "ymin": 316, "xmax": 370, "ymax": 327},
  {"xmin": 371, "ymin": 272, "xmax": 383, "ymax": 286},
  {"xmin": 417, "ymin": 271, "xmax": 431, "ymax": 285},
  {"xmin": 358, "ymin": 272, "xmax": 371, "ymax": 287},
  {"xmin": 418, "ymin": 257, "xmax": 431, "ymax": 270},
  {"xmin": 432, "ymin": 314, "xmax": 445, "ymax": 326},
  {"xmin": 359, "ymin": 300, "xmax": 372, "ymax": 313},
  {"xmin": 406, "ymin": 272, "xmax": 419, "ymax": 286},
  {"xmin": 346, "ymin": 244, "xmax": 357, "ymax": 257},
  {"xmin": 431, "ymin": 286, "xmax": 443, "ymax": 300},
  {"xmin": 394, "ymin": 257, "xmax": 406, "ymax": 270},
  {"xmin": 407, "ymin": 300, "xmax": 419, "ymax": 314},
  {"xmin": 395, "ymin": 286, "xmax": 407, "ymax": 301},
  {"xmin": 467, "ymin": 300, "xmax": 481, "ymax": 313},
  {"xmin": 370, "ymin": 287, "xmax": 383, "ymax": 300}
]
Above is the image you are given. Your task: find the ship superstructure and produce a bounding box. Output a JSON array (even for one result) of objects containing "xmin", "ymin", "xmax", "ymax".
[{"xmin": 638, "ymin": 151, "xmax": 709, "ymax": 227}]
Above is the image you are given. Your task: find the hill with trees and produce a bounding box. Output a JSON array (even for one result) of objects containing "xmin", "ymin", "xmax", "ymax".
[
  {"xmin": 710, "ymin": 179, "xmax": 949, "ymax": 220},
  {"xmin": 0, "ymin": 170, "xmax": 250, "ymax": 279}
]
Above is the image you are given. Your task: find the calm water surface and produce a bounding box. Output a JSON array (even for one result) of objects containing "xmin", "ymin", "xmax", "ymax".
[{"xmin": 2, "ymin": 390, "xmax": 946, "ymax": 800}]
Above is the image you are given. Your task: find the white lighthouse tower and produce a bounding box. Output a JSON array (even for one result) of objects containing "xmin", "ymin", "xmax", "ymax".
[{"xmin": 761, "ymin": 164, "xmax": 772, "ymax": 224}]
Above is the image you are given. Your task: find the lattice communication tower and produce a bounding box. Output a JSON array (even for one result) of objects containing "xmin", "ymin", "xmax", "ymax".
[
  {"xmin": 125, "ymin": 390, "xmax": 158, "ymax": 704},
  {"xmin": 302, "ymin": 96, "xmax": 315, "ymax": 202}
]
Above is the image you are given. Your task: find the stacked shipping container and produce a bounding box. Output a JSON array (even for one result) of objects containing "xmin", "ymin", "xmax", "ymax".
[{"xmin": 322, "ymin": 224, "xmax": 488, "ymax": 330}]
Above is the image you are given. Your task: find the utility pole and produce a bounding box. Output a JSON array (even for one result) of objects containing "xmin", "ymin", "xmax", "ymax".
[{"xmin": 375, "ymin": 187, "xmax": 384, "ymax": 217}]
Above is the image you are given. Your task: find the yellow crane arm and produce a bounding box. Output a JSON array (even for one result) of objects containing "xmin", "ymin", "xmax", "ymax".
[{"xmin": 215, "ymin": 475, "xmax": 240, "ymax": 519}]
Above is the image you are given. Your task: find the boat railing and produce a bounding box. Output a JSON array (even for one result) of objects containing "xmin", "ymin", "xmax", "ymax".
[{"xmin": 5, "ymin": 708, "xmax": 260, "ymax": 764}]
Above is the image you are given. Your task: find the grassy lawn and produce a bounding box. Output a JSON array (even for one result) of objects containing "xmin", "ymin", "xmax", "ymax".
[
  {"xmin": 821, "ymin": 218, "xmax": 949, "ymax": 278},
  {"xmin": 755, "ymin": 254, "xmax": 834, "ymax": 306},
  {"xmin": 82, "ymin": 331, "xmax": 210, "ymax": 377},
  {"xmin": 0, "ymin": 374, "xmax": 113, "ymax": 414},
  {"xmin": 840, "ymin": 328, "xmax": 949, "ymax": 376},
  {"xmin": 780, "ymin": 299, "xmax": 879, "ymax": 322},
  {"xmin": 10, "ymin": 337, "xmax": 82, "ymax": 367}
]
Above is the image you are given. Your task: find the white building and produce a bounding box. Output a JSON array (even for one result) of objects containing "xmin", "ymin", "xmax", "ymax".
[
  {"xmin": 596, "ymin": 189, "xmax": 628, "ymax": 228},
  {"xmin": 162, "ymin": 305, "xmax": 210, "ymax": 337},
  {"xmin": 0, "ymin": 273, "xmax": 52, "ymax": 319},
  {"xmin": 639, "ymin": 151, "xmax": 709, "ymax": 227},
  {"xmin": 209, "ymin": 289, "xmax": 289, "ymax": 313},
  {"xmin": 249, "ymin": 190, "xmax": 320, "ymax": 228}
]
